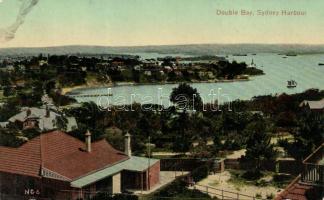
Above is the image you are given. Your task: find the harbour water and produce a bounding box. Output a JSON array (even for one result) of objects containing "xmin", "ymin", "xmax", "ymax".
[{"xmin": 68, "ymin": 53, "xmax": 324, "ymax": 107}]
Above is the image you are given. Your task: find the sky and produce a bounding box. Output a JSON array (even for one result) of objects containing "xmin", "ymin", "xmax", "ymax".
[{"xmin": 0, "ymin": 0, "xmax": 324, "ymax": 48}]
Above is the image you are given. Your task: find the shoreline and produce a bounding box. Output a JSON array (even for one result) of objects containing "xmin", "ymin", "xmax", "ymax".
[{"xmin": 62, "ymin": 78, "xmax": 252, "ymax": 95}]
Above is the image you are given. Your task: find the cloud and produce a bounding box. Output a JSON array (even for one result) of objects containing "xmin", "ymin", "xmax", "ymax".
[{"xmin": 0, "ymin": 0, "xmax": 39, "ymax": 43}]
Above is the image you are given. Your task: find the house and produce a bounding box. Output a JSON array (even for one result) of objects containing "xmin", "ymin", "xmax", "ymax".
[
  {"xmin": 133, "ymin": 65, "xmax": 141, "ymax": 71},
  {"xmin": 6, "ymin": 65, "xmax": 15, "ymax": 72},
  {"xmin": 17, "ymin": 64, "xmax": 26, "ymax": 72},
  {"xmin": 275, "ymin": 143, "xmax": 324, "ymax": 200},
  {"xmin": 6, "ymin": 106, "xmax": 78, "ymax": 132},
  {"xmin": 299, "ymin": 98, "xmax": 324, "ymax": 112},
  {"xmin": 163, "ymin": 66, "xmax": 173, "ymax": 73},
  {"xmin": 142, "ymin": 59, "xmax": 158, "ymax": 67},
  {"xmin": 39, "ymin": 60, "xmax": 48, "ymax": 67},
  {"xmin": 0, "ymin": 122, "xmax": 8, "ymax": 128},
  {"xmin": 0, "ymin": 131, "xmax": 160, "ymax": 200},
  {"xmin": 144, "ymin": 70, "xmax": 152, "ymax": 76}
]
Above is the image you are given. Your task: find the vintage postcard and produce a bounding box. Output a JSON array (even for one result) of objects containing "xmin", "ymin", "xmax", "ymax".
[{"xmin": 0, "ymin": 0, "xmax": 323, "ymax": 200}]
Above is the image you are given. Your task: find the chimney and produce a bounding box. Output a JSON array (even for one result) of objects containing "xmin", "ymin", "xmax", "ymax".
[
  {"xmin": 124, "ymin": 132, "xmax": 132, "ymax": 156},
  {"xmin": 85, "ymin": 130, "xmax": 91, "ymax": 152},
  {"xmin": 26, "ymin": 109, "xmax": 31, "ymax": 117},
  {"xmin": 45, "ymin": 106, "xmax": 50, "ymax": 118}
]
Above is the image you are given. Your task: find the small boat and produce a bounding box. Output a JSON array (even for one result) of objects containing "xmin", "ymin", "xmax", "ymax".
[
  {"xmin": 287, "ymin": 80, "xmax": 297, "ymax": 88},
  {"xmin": 318, "ymin": 63, "xmax": 324, "ymax": 66},
  {"xmin": 282, "ymin": 56, "xmax": 288, "ymax": 59},
  {"xmin": 233, "ymin": 54, "xmax": 247, "ymax": 56}
]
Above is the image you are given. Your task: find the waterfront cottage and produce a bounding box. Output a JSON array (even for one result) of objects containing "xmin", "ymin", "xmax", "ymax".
[
  {"xmin": 0, "ymin": 130, "xmax": 160, "ymax": 200},
  {"xmin": 299, "ymin": 98, "xmax": 324, "ymax": 112}
]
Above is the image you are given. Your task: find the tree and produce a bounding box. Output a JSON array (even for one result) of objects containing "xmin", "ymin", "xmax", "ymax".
[
  {"xmin": 170, "ymin": 83, "xmax": 202, "ymax": 111},
  {"xmin": 3, "ymin": 86, "xmax": 16, "ymax": 97},
  {"xmin": 213, "ymin": 132, "xmax": 222, "ymax": 153},
  {"xmin": 22, "ymin": 128, "xmax": 41, "ymax": 139},
  {"xmin": 67, "ymin": 102, "xmax": 102, "ymax": 129},
  {"xmin": 103, "ymin": 127, "xmax": 124, "ymax": 151},
  {"xmin": 0, "ymin": 129, "xmax": 25, "ymax": 147},
  {"xmin": 244, "ymin": 119, "xmax": 276, "ymax": 176},
  {"xmin": 55, "ymin": 115, "xmax": 68, "ymax": 131},
  {"xmin": 170, "ymin": 112, "xmax": 192, "ymax": 152},
  {"xmin": 0, "ymin": 98, "xmax": 20, "ymax": 121},
  {"xmin": 285, "ymin": 112, "xmax": 324, "ymax": 160}
]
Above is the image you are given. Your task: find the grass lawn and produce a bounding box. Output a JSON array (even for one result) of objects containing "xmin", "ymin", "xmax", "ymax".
[
  {"xmin": 0, "ymin": 90, "xmax": 9, "ymax": 102},
  {"xmin": 228, "ymin": 169, "xmax": 294, "ymax": 189},
  {"xmin": 207, "ymin": 180, "xmax": 219, "ymax": 187},
  {"xmin": 86, "ymin": 72, "xmax": 98, "ymax": 80}
]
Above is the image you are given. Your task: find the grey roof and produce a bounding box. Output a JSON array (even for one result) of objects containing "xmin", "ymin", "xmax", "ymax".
[
  {"xmin": 9, "ymin": 107, "xmax": 58, "ymax": 122},
  {"xmin": 25, "ymin": 113, "xmax": 39, "ymax": 119},
  {"xmin": 8, "ymin": 107, "xmax": 77, "ymax": 132},
  {"xmin": 300, "ymin": 99, "xmax": 324, "ymax": 110},
  {"xmin": 71, "ymin": 156, "xmax": 159, "ymax": 188},
  {"xmin": 0, "ymin": 122, "xmax": 8, "ymax": 128},
  {"xmin": 66, "ymin": 117, "xmax": 78, "ymax": 132}
]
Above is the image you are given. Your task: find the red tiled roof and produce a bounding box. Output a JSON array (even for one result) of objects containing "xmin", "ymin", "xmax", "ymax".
[
  {"xmin": 0, "ymin": 130, "xmax": 128, "ymax": 180},
  {"xmin": 275, "ymin": 176, "xmax": 313, "ymax": 200},
  {"xmin": 0, "ymin": 137, "xmax": 42, "ymax": 178}
]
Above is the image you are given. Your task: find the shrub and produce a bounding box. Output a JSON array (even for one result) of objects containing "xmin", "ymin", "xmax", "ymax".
[
  {"xmin": 266, "ymin": 193, "xmax": 274, "ymax": 200},
  {"xmin": 112, "ymin": 194, "xmax": 138, "ymax": 200},
  {"xmin": 22, "ymin": 128, "xmax": 41, "ymax": 139},
  {"xmin": 255, "ymin": 179, "xmax": 268, "ymax": 187},
  {"xmin": 90, "ymin": 193, "xmax": 138, "ymax": 200},
  {"xmin": 153, "ymin": 180, "xmax": 212, "ymax": 200},
  {"xmin": 241, "ymin": 170, "xmax": 263, "ymax": 180},
  {"xmin": 0, "ymin": 131, "xmax": 25, "ymax": 147},
  {"xmin": 191, "ymin": 165, "xmax": 209, "ymax": 182},
  {"xmin": 255, "ymin": 193, "xmax": 262, "ymax": 199}
]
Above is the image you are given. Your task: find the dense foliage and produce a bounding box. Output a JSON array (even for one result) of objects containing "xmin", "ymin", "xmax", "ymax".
[
  {"xmin": 0, "ymin": 54, "xmax": 263, "ymax": 91},
  {"xmin": 152, "ymin": 180, "xmax": 213, "ymax": 200},
  {"xmin": 0, "ymin": 80, "xmax": 323, "ymax": 163},
  {"xmin": 60, "ymin": 87, "xmax": 324, "ymax": 159},
  {"xmin": 243, "ymin": 117, "xmax": 276, "ymax": 174},
  {"xmin": 89, "ymin": 193, "xmax": 138, "ymax": 200}
]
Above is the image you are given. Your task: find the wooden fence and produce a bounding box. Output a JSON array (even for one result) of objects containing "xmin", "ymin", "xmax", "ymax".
[
  {"xmin": 301, "ymin": 163, "xmax": 324, "ymax": 185},
  {"xmin": 161, "ymin": 158, "xmax": 301, "ymax": 175},
  {"xmin": 160, "ymin": 158, "xmax": 209, "ymax": 171},
  {"xmin": 194, "ymin": 184, "xmax": 262, "ymax": 200},
  {"xmin": 301, "ymin": 143, "xmax": 324, "ymax": 186}
]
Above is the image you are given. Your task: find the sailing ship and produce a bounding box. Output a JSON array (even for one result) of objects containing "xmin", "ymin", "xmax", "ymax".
[{"xmin": 287, "ymin": 80, "xmax": 297, "ymax": 88}]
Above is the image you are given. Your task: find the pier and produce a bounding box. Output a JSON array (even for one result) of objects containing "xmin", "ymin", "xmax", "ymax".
[{"xmin": 67, "ymin": 94, "xmax": 113, "ymax": 98}]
